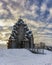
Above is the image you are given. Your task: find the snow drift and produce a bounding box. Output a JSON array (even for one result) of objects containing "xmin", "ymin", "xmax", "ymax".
[{"xmin": 0, "ymin": 49, "xmax": 52, "ymax": 65}]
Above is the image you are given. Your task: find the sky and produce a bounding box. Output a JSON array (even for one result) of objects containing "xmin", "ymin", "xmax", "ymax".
[{"xmin": 0, "ymin": 0, "xmax": 52, "ymax": 45}]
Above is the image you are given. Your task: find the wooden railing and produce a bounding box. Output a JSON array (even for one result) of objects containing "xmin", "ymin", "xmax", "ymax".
[{"xmin": 30, "ymin": 43, "xmax": 45, "ymax": 54}]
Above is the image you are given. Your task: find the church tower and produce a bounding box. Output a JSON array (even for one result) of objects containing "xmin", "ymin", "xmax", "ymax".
[{"xmin": 7, "ymin": 18, "xmax": 34, "ymax": 49}]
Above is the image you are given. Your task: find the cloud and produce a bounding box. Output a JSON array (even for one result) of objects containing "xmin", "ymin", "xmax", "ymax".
[
  {"xmin": 40, "ymin": 3, "xmax": 47, "ymax": 12},
  {"xmin": 0, "ymin": 0, "xmax": 52, "ymax": 45},
  {"xmin": 47, "ymin": 24, "xmax": 52, "ymax": 29},
  {"xmin": 49, "ymin": 8, "xmax": 52, "ymax": 16}
]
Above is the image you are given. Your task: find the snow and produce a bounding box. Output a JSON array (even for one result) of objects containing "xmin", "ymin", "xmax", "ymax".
[{"xmin": 0, "ymin": 49, "xmax": 52, "ymax": 65}]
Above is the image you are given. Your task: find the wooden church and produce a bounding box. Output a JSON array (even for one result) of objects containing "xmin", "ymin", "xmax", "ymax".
[{"xmin": 7, "ymin": 18, "xmax": 34, "ymax": 49}]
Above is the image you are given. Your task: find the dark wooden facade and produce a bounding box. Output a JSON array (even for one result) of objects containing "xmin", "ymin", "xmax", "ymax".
[{"xmin": 7, "ymin": 19, "xmax": 34, "ymax": 49}]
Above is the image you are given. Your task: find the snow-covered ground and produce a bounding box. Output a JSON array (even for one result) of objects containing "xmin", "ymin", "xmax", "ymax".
[{"xmin": 0, "ymin": 49, "xmax": 52, "ymax": 65}]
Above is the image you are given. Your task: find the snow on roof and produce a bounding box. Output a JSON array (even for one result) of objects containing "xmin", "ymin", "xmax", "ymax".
[
  {"xmin": 26, "ymin": 31, "xmax": 29, "ymax": 34},
  {"xmin": 0, "ymin": 49, "xmax": 52, "ymax": 65},
  {"xmin": 12, "ymin": 30, "xmax": 18, "ymax": 34},
  {"xmin": 24, "ymin": 26, "xmax": 28, "ymax": 28},
  {"xmin": 26, "ymin": 30, "xmax": 32, "ymax": 34},
  {"xmin": 10, "ymin": 36, "xmax": 15, "ymax": 40},
  {"xmin": 29, "ymin": 34, "xmax": 32, "ymax": 37},
  {"xmin": 17, "ymin": 19, "xmax": 24, "ymax": 24}
]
